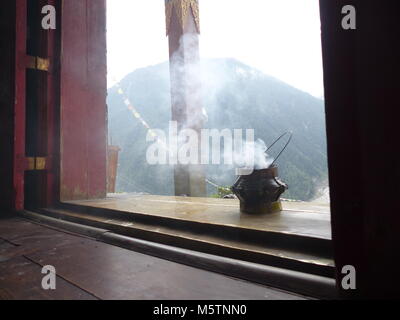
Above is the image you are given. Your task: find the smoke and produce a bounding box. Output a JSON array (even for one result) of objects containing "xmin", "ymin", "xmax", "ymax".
[
  {"xmin": 169, "ymin": 33, "xmax": 206, "ymax": 130},
  {"xmin": 252, "ymin": 139, "xmax": 275, "ymax": 169},
  {"xmin": 232, "ymin": 138, "xmax": 274, "ymax": 171},
  {"xmin": 155, "ymin": 31, "xmax": 280, "ymax": 194}
]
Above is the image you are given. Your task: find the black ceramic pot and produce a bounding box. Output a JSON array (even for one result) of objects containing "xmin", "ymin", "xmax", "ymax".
[{"xmin": 231, "ymin": 165, "xmax": 288, "ymax": 214}]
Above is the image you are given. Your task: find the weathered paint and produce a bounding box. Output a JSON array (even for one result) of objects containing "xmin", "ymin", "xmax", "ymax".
[
  {"xmin": 60, "ymin": 0, "xmax": 107, "ymax": 201},
  {"xmin": 13, "ymin": 0, "xmax": 28, "ymax": 211},
  {"xmin": 44, "ymin": 0, "xmax": 61, "ymax": 207}
]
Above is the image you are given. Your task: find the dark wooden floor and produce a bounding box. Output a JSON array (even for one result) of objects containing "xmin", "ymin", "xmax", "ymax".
[{"xmin": 0, "ymin": 216, "xmax": 305, "ymax": 300}]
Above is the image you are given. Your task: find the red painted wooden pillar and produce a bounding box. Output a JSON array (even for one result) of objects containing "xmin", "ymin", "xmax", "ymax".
[
  {"xmin": 165, "ymin": 0, "xmax": 206, "ymax": 197},
  {"xmin": 13, "ymin": 0, "xmax": 27, "ymax": 211},
  {"xmin": 59, "ymin": 0, "xmax": 107, "ymax": 201},
  {"xmin": 44, "ymin": 0, "xmax": 61, "ymax": 207}
]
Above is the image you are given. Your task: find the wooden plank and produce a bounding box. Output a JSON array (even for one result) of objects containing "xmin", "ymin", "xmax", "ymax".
[
  {"xmin": 27, "ymin": 232, "xmax": 303, "ymax": 300},
  {"xmin": 65, "ymin": 194, "xmax": 332, "ymax": 239},
  {"xmin": 0, "ymin": 256, "xmax": 97, "ymax": 300},
  {"xmin": 0, "ymin": 217, "xmax": 305, "ymax": 299},
  {"xmin": 0, "ymin": 217, "xmax": 59, "ymax": 242},
  {"xmin": 34, "ymin": 207, "xmax": 334, "ymax": 279}
]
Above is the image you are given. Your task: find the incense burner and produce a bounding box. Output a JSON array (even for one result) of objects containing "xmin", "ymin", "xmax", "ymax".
[{"xmin": 231, "ymin": 165, "xmax": 287, "ymax": 214}]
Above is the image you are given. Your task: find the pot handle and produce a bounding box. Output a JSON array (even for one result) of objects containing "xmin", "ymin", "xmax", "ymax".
[{"xmin": 266, "ymin": 131, "xmax": 293, "ymax": 166}]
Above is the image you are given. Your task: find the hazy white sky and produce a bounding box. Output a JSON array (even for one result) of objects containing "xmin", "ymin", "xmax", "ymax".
[{"xmin": 107, "ymin": 0, "xmax": 324, "ymax": 98}]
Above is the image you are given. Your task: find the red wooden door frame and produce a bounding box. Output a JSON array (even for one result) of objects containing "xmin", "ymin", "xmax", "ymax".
[
  {"xmin": 7, "ymin": 0, "xmax": 107, "ymax": 210},
  {"xmin": 11, "ymin": 0, "xmax": 60, "ymax": 211},
  {"xmin": 7, "ymin": 0, "xmax": 106, "ymax": 211}
]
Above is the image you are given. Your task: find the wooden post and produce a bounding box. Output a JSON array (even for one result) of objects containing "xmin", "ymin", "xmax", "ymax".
[
  {"xmin": 165, "ymin": 0, "xmax": 206, "ymax": 197},
  {"xmin": 107, "ymin": 145, "xmax": 121, "ymax": 194}
]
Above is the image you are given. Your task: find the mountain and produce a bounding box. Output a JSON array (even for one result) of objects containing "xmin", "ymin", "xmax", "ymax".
[{"xmin": 107, "ymin": 58, "xmax": 328, "ymax": 201}]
